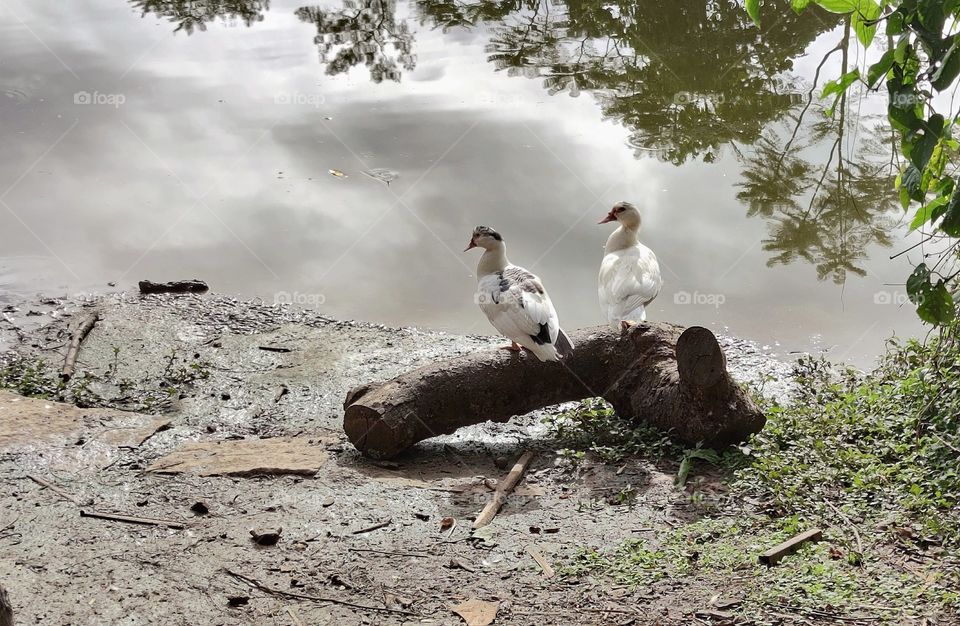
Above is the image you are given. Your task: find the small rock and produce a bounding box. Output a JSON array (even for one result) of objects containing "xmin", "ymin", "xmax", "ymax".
[
  {"xmin": 220, "ymin": 392, "xmax": 231, "ymax": 401},
  {"xmin": 249, "ymin": 527, "xmax": 282, "ymax": 546},
  {"xmin": 494, "ymin": 456, "xmax": 509, "ymax": 470},
  {"xmin": 321, "ymin": 496, "xmax": 335, "ymax": 508}
]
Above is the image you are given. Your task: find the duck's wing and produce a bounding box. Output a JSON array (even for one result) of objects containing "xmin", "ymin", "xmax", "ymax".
[
  {"xmin": 599, "ymin": 244, "xmax": 663, "ymax": 321},
  {"xmin": 478, "ymin": 266, "xmax": 560, "ymax": 347}
]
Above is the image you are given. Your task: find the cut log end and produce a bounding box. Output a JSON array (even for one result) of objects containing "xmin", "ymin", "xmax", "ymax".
[{"xmin": 676, "ymin": 325, "xmax": 726, "ymax": 388}]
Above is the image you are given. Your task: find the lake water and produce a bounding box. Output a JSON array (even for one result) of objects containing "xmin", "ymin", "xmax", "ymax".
[{"xmin": 0, "ymin": 0, "xmax": 926, "ymax": 367}]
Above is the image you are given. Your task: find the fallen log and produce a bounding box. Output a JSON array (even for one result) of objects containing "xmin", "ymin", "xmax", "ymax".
[
  {"xmin": 343, "ymin": 323, "xmax": 765, "ymax": 459},
  {"xmin": 138, "ymin": 279, "xmax": 209, "ymax": 294}
]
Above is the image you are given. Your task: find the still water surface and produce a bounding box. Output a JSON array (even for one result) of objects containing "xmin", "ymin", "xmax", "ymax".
[{"xmin": 0, "ymin": 0, "xmax": 926, "ymax": 366}]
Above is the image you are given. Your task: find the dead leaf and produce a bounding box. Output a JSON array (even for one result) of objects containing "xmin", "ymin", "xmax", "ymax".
[
  {"xmin": 451, "ymin": 598, "xmax": 499, "ymax": 626},
  {"xmin": 328, "ymin": 169, "xmax": 347, "ymax": 178}
]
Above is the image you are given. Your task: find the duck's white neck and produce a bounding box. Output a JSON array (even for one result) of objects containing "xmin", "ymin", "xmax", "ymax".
[
  {"xmin": 605, "ymin": 224, "xmax": 640, "ymax": 254},
  {"xmin": 477, "ymin": 243, "xmax": 509, "ymax": 276}
]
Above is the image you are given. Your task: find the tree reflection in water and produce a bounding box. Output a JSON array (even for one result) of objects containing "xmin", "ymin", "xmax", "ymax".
[
  {"xmin": 417, "ymin": 0, "xmax": 836, "ymax": 164},
  {"xmin": 296, "ymin": 0, "xmax": 416, "ymax": 83},
  {"xmin": 131, "ymin": 0, "xmax": 270, "ymax": 34},
  {"xmin": 129, "ymin": 0, "xmax": 897, "ymax": 284}
]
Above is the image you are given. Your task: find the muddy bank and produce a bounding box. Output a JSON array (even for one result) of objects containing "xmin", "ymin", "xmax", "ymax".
[{"xmin": 0, "ymin": 292, "xmax": 795, "ymax": 625}]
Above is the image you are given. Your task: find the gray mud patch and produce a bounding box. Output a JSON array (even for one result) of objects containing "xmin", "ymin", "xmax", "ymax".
[{"xmin": 0, "ymin": 293, "xmax": 797, "ymax": 625}]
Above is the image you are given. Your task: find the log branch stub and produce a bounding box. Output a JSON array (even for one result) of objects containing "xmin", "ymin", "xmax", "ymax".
[{"xmin": 343, "ymin": 323, "xmax": 764, "ymax": 459}]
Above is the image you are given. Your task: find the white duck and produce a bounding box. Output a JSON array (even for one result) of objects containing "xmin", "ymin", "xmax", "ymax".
[
  {"xmin": 465, "ymin": 226, "xmax": 574, "ymax": 362},
  {"xmin": 598, "ymin": 201, "xmax": 662, "ymax": 330}
]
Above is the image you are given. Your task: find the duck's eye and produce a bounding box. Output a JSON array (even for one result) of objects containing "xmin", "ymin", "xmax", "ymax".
[{"xmin": 615, "ymin": 207, "xmax": 625, "ymax": 213}]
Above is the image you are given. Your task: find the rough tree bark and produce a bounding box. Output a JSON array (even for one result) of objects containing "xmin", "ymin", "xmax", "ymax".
[
  {"xmin": 0, "ymin": 582, "xmax": 12, "ymax": 626},
  {"xmin": 343, "ymin": 323, "xmax": 764, "ymax": 459}
]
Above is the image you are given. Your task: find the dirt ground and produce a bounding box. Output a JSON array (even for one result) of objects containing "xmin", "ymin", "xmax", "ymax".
[{"xmin": 0, "ymin": 292, "xmax": 794, "ymax": 626}]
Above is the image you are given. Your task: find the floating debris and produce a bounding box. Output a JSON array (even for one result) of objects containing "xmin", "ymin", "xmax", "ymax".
[
  {"xmin": 362, "ymin": 168, "xmax": 399, "ymax": 185},
  {"xmin": 328, "ymin": 169, "xmax": 347, "ymax": 178}
]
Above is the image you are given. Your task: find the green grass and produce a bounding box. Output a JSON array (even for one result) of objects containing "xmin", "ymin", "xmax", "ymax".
[
  {"xmin": 0, "ymin": 349, "xmax": 211, "ymax": 411},
  {"xmin": 549, "ymin": 325, "xmax": 960, "ymax": 621}
]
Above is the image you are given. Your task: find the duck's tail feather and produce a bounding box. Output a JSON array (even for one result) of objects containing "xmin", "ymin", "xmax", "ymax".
[{"xmin": 555, "ymin": 328, "xmax": 575, "ymax": 359}]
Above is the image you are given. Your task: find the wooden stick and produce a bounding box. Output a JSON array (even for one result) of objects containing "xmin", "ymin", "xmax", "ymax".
[
  {"xmin": 825, "ymin": 501, "xmax": 864, "ymax": 562},
  {"xmin": 27, "ymin": 474, "xmax": 82, "ymax": 505},
  {"xmin": 352, "ymin": 519, "xmax": 391, "ymax": 535},
  {"xmin": 285, "ymin": 607, "xmax": 305, "ymax": 626},
  {"xmin": 79, "ymin": 509, "xmax": 185, "ymax": 530},
  {"xmin": 347, "ymin": 548, "xmax": 430, "ymax": 558},
  {"xmin": 61, "ymin": 311, "xmax": 99, "ymax": 380},
  {"xmin": 223, "ymin": 568, "xmax": 418, "ymax": 616},
  {"xmin": 759, "ymin": 528, "xmax": 823, "ymax": 565},
  {"xmin": 526, "ymin": 545, "xmax": 555, "ymax": 578},
  {"xmin": 473, "ymin": 451, "xmax": 535, "ymax": 529}
]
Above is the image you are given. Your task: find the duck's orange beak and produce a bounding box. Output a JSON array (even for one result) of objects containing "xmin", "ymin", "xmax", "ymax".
[
  {"xmin": 599, "ymin": 211, "xmax": 617, "ymax": 224},
  {"xmin": 464, "ymin": 239, "xmax": 477, "ymax": 252}
]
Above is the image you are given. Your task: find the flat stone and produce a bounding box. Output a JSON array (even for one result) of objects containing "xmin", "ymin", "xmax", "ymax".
[
  {"xmin": 146, "ymin": 437, "xmax": 331, "ymax": 477},
  {"xmin": 0, "ymin": 391, "xmax": 170, "ymax": 450}
]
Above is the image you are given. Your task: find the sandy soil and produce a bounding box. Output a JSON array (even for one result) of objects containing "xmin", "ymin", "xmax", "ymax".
[{"xmin": 0, "ymin": 292, "xmax": 794, "ymax": 626}]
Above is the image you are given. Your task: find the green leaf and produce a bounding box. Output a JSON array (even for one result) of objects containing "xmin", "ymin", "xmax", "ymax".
[
  {"xmin": 814, "ymin": 0, "xmax": 857, "ymax": 13},
  {"xmin": 909, "ymin": 129, "xmax": 938, "ymax": 171},
  {"xmin": 941, "ymin": 182, "xmax": 960, "ymax": 236},
  {"xmin": 867, "ymin": 49, "xmax": 895, "ymax": 87},
  {"xmin": 907, "ymin": 264, "xmax": 956, "ymax": 324},
  {"xmin": 932, "ymin": 39, "xmax": 960, "ymax": 91},
  {"xmin": 822, "ymin": 69, "xmax": 861, "ymax": 115},
  {"xmin": 900, "ymin": 164, "xmax": 924, "ymax": 201},
  {"xmin": 791, "ymin": 0, "xmax": 811, "ymax": 12},
  {"xmin": 918, "ymin": 280, "xmax": 955, "ymax": 324},
  {"xmin": 906, "ymin": 263, "xmax": 931, "ymax": 305},
  {"xmin": 851, "ymin": 0, "xmax": 881, "ymax": 47},
  {"xmin": 675, "ymin": 456, "xmax": 692, "ymax": 487},
  {"xmin": 746, "ymin": 0, "xmax": 761, "ymax": 25},
  {"xmin": 886, "ymin": 9, "xmax": 904, "ymax": 35},
  {"xmin": 909, "ymin": 196, "xmax": 947, "ymax": 231}
]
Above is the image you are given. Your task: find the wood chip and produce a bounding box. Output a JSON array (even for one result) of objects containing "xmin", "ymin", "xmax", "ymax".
[
  {"xmin": 526, "ymin": 545, "xmax": 555, "ymax": 578},
  {"xmin": 759, "ymin": 528, "xmax": 823, "ymax": 565}
]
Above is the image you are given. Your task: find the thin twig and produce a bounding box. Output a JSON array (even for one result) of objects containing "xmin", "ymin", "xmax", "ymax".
[
  {"xmin": 351, "ymin": 518, "xmax": 391, "ymax": 535},
  {"xmin": 347, "ymin": 547, "xmax": 430, "ymax": 558},
  {"xmin": 222, "ymin": 568, "xmax": 418, "ymax": 617},
  {"xmin": 825, "ymin": 501, "xmax": 865, "ymax": 560},
  {"xmin": 79, "ymin": 509, "xmax": 185, "ymax": 529},
  {"xmin": 285, "ymin": 606, "xmax": 305, "ymax": 626},
  {"xmin": 27, "ymin": 474, "xmax": 82, "ymax": 505}
]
